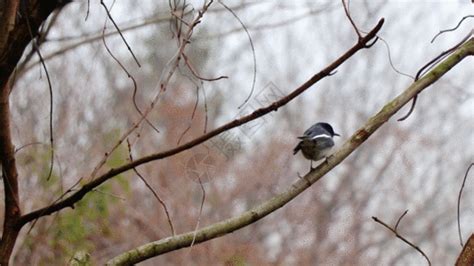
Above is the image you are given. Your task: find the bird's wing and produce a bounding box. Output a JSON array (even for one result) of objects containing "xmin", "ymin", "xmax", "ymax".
[{"xmin": 312, "ymin": 137, "xmax": 335, "ymax": 149}]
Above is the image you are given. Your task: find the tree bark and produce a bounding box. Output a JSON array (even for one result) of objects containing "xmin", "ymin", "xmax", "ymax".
[{"xmin": 0, "ymin": 78, "xmax": 20, "ymax": 266}]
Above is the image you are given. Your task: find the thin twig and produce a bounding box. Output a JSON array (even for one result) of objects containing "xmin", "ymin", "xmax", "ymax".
[
  {"xmin": 218, "ymin": 0, "xmax": 257, "ymax": 109},
  {"xmin": 100, "ymin": 0, "xmax": 141, "ymax": 67},
  {"xmin": 394, "ymin": 209, "xmax": 409, "ymax": 232},
  {"xmin": 14, "ymin": 142, "xmax": 44, "ymax": 153},
  {"xmin": 457, "ymin": 163, "xmax": 473, "ymax": 247},
  {"xmin": 177, "ymin": 85, "xmax": 200, "ymax": 145},
  {"xmin": 23, "ymin": 5, "xmax": 55, "ymax": 181},
  {"xmin": 372, "ymin": 215, "xmax": 431, "ymax": 266},
  {"xmin": 415, "ymin": 35, "xmax": 469, "ymax": 81},
  {"xmin": 20, "ymin": 14, "xmax": 174, "ymax": 76},
  {"xmin": 126, "ymin": 139, "xmax": 176, "ymax": 236},
  {"xmin": 201, "ymin": 5, "xmax": 336, "ymax": 40},
  {"xmin": 26, "ymin": 177, "xmax": 83, "ymax": 235},
  {"xmin": 190, "ymin": 178, "xmax": 206, "ymax": 249},
  {"xmin": 85, "ymin": 0, "xmax": 91, "ymax": 20},
  {"xmin": 431, "ymin": 15, "xmax": 474, "ymax": 43},
  {"xmin": 342, "ymin": 0, "xmax": 361, "ymax": 39},
  {"xmin": 378, "ymin": 36, "xmax": 414, "ymax": 80},
  {"xmin": 397, "ymin": 94, "xmax": 417, "ymax": 122},
  {"xmin": 14, "ymin": 9, "xmax": 63, "ymax": 81},
  {"xmin": 398, "ymin": 32, "xmax": 471, "ymax": 121},
  {"xmin": 100, "ymin": 12, "xmax": 160, "ymax": 133},
  {"xmin": 91, "ymin": 189, "xmax": 126, "ymax": 200},
  {"xmin": 202, "ymin": 81, "xmax": 209, "ymax": 133},
  {"xmin": 171, "ymin": 10, "xmax": 191, "ymax": 28},
  {"xmin": 182, "ymin": 53, "xmax": 228, "ymax": 81}
]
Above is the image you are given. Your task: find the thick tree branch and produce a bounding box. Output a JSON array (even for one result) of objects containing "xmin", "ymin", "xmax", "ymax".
[
  {"xmin": 106, "ymin": 38, "xmax": 474, "ymax": 265},
  {"xmin": 0, "ymin": 79, "xmax": 21, "ymax": 265},
  {"xmin": 456, "ymin": 234, "xmax": 474, "ymax": 266},
  {"xmin": 0, "ymin": 0, "xmax": 71, "ymax": 93},
  {"xmin": 17, "ymin": 18, "xmax": 386, "ymax": 226}
]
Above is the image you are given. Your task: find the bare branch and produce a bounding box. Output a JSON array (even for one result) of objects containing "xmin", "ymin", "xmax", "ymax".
[
  {"xmin": 126, "ymin": 139, "xmax": 176, "ymax": 236},
  {"xmin": 372, "ymin": 214, "xmax": 431, "ymax": 266}
]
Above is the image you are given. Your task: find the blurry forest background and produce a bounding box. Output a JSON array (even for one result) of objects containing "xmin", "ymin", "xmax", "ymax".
[{"xmin": 1, "ymin": 0, "xmax": 473, "ymax": 264}]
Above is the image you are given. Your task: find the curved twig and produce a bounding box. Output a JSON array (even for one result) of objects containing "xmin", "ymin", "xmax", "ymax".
[
  {"xmin": 23, "ymin": 5, "xmax": 55, "ymax": 181},
  {"xmin": 397, "ymin": 94, "xmax": 417, "ymax": 121},
  {"xmin": 100, "ymin": 13, "xmax": 160, "ymax": 134},
  {"xmin": 182, "ymin": 53, "xmax": 228, "ymax": 81},
  {"xmin": 398, "ymin": 32, "xmax": 472, "ymax": 121},
  {"xmin": 431, "ymin": 15, "xmax": 474, "ymax": 43},
  {"xmin": 218, "ymin": 0, "xmax": 257, "ymax": 109},
  {"xmin": 378, "ymin": 36, "xmax": 415, "ymax": 80},
  {"xmin": 126, "ymin": 139, "xmax": 176, "ymax": 236},
  {"xmin": 394, "ymin": 209, "xmax": 409, "ymax": 232},
  {"xmin": 14, "ymin": 142, "xmax": 44, "ymax": 153},
  {"xmin": 372, "ymin": 215, "xmax": 431, "ymax": 266},
  {"xmin": 189, "ymin": 178, "xmax": 206, "ymax": 250}
]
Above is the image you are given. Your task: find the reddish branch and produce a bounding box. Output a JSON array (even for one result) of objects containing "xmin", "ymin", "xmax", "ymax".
[
  {"xmin": 0, "ymin": 80, "xmax": 21, "ymax": 265},
  {"xmin": 17, "ymin": 19, "xmax": 385, "ymax": 226}
]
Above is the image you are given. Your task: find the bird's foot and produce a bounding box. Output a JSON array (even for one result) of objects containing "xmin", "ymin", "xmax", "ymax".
[{"xmin": 297, "ymin": 171, "xmax": 312, "ymax": 186}]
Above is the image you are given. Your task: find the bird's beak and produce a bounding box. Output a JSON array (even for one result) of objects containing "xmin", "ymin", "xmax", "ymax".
[{"xmin": 334, "ymin": 133, "xmax": 340, "ymax": 137}]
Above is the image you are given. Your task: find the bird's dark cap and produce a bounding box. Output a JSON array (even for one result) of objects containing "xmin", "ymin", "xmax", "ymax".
[{"xmin": 318, "ymin": 122, "xmax": 340, "ymax": 137}]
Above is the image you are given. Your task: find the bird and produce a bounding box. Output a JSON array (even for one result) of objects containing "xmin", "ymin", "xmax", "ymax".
[{"xmin": 293, "ymin": 122, "xmax": 340, "ymax": 170}]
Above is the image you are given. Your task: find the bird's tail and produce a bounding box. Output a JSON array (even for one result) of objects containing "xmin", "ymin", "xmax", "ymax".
[{"xmin": 293, "ymin": 143, "xmax": 301, "ymax": 155}]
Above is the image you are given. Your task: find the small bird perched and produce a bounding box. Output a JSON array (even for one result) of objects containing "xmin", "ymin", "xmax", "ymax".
[{"xmin": 293, "ymin": 122, "xmax": 340, "ymax": 170}]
